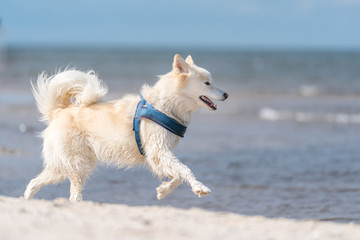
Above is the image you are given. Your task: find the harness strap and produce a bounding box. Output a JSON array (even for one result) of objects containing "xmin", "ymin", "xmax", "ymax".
[{"xmin": 133, "ymin": 94, "xmax": 187, "ymax": 155}]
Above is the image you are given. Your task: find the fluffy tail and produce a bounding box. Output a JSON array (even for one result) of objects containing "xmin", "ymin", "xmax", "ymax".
[{"xmin": 32, "ymin": 69, "xmax": 108, "ymax": 124}]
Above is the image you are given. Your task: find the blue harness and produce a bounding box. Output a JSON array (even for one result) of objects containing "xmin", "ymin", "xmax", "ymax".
[{"xmin": 133, "ymin": 94, "xmax": 187, "ymax": 155}]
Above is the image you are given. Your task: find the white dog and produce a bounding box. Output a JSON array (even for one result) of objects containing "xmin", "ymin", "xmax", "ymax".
[{"xmin": 24, "ymin": 54, "xmax": 228, "ymax": 202}]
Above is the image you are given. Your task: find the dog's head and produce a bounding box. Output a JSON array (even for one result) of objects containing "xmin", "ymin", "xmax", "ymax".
[{"xmin": 171, "ymin": 54, "xmax": 228, "ymax": 111}]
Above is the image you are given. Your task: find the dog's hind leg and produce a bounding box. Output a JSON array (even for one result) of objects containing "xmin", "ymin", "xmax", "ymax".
[
  {"xmin": 67, "ymin": 164, "xmax": 93, "ymax": 202},
  {"xmin": 156, "ymin": 178, "xmax": 181, "ymax": 199},
  {"xmin": 68, "ymin": 172, "xmax": 86, "ymax": 202},
  {"xmin": 24, "ymin": 167, "xmax": 65, "ymax": 200},
  {"xmin": 67, "ymin": 158, "xmax": 94, "ymax": 202}
]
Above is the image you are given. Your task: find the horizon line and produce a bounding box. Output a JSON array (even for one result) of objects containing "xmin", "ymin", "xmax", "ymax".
[{"xmin": 3, "ymin": 43, "xmax": 360, "ymax": 53}]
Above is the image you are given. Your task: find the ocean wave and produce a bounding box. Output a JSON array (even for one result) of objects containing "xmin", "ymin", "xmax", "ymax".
[{"xmin": 259, "ymin": 108, "xmax": 360, "ymax": 124}]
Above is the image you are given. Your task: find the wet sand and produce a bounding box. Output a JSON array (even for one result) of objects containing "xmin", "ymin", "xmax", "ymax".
[{"xmin": 0, "ymin": 195, "xmax": 359, "ymax": 240}]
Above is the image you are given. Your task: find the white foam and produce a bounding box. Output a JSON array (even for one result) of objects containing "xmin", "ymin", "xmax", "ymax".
[
  {"xmin": 299, "ymin": 85, "xmax": 319, "ymax": 97},
  {"xmin": 259, "ymin": 107, "xmax": 360, "ymax": 124},
  {"xmin": 259, "ymin": 108, "xmax": 280, "ymax": 121}
]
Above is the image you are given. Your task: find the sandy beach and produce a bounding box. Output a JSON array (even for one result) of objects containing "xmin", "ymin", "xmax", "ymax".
[{"xmin": 0, "ymin": 195, "xmax": 359, "ymax": 240}]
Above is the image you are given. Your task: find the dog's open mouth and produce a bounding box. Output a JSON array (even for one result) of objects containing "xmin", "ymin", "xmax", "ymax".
[{"xmin": 200, "ymin": 96, "xmax": 217, "ymax": 110}]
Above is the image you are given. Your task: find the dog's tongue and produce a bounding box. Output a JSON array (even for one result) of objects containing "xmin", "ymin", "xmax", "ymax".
[
  {"xmin": 200, "ymin": 96, "xmax": 217, "ymax": 110},
  {"xmin": 208, "ymin": 99, "xmax": 217, "ymax": 109}
]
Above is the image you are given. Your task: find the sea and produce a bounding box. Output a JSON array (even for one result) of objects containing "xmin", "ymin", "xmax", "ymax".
[{"xmin": 0, "ymin": 47, "xmax": 360, "ymax": 223}]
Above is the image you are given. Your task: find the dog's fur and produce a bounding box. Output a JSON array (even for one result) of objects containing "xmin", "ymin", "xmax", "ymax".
[{"xmin": 24, "ymin": 54, "xmax": 228, "ymax": 202}]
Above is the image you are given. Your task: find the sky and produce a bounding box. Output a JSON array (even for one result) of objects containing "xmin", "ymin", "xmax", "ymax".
[{"xmin": 0, "ymin": 0, "xmax": 360, "ymax": 49}]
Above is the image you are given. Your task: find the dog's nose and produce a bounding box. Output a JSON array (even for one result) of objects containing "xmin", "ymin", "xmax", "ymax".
[{"xmin": 223, "ymin": 92, "xmax": 229, "ymax": 100}]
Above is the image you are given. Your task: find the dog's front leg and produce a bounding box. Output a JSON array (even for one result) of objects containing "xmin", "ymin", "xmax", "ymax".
[
  {"xmin": 156, "ymin": 178, "xmax": 181, "ymax": 199},
  {"xmin": 148, "ymin": 151, "xmax": 211, "ymax": 198}
]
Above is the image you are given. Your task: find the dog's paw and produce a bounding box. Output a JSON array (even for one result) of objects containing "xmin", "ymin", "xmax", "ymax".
[
  {"xmin": 192, "ymin": 182, "xmax": 211, "ymax": 198},
  {"xmin": 156, "ymin": 181, "xmax": 171, "ymax": 200},
  {"xmin": 69, "ymin": 194, "xmax": 83, "ymax": 202}
]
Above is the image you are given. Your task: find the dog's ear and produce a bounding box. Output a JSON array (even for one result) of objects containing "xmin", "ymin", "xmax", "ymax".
[
  {"xmin": 185, "ymin": 55, "xmax": 194, "ymax": 65},
  {"xmin": 173, "ymin": 54, "xmax": 189, "ymax": 73}
]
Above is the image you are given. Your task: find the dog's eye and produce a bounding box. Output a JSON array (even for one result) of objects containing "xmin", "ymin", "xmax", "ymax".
[{"xmin": 204, "ymin": 82, "xmax": 210, "ymax": 86}]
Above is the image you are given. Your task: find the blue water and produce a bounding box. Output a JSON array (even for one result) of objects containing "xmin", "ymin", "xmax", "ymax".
[{"xmin": 0, "ymin": 48, "xmax": 360, "ymax": 223}]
